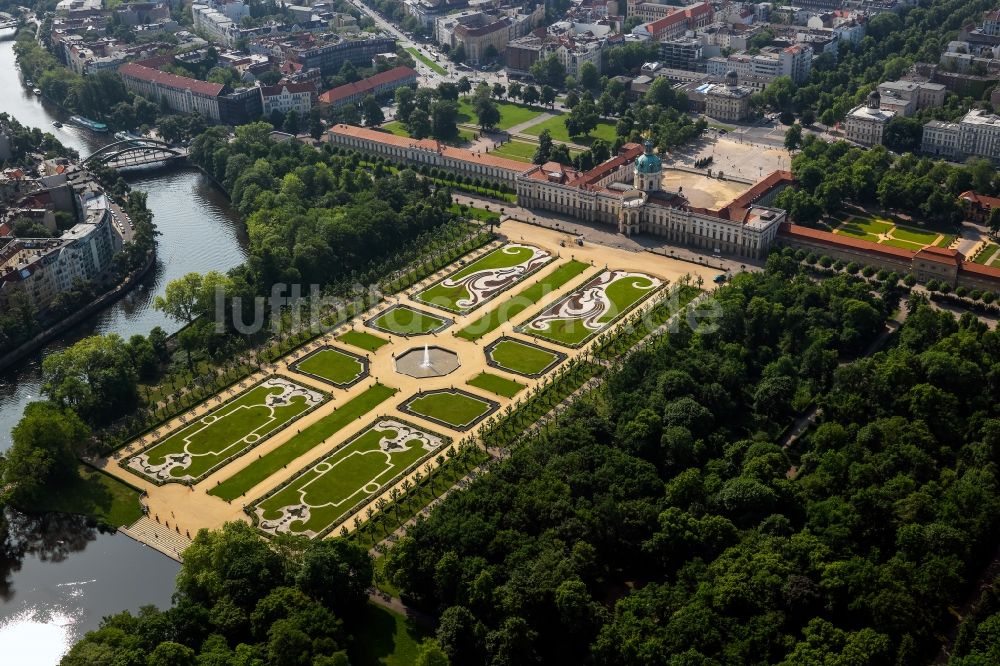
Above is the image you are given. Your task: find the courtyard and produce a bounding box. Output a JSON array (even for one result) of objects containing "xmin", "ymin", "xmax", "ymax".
[
  {"xmin": 98, "ymin": 220, "xmax": 721, "ymax": 547},
  {"xmin": 831, "ymin": 213, "xmax": 956, "ymax": 251}
]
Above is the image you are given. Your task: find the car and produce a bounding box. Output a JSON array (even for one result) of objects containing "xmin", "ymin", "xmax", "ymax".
[{"xmin": 713, "ymin": 274, "xmax": 727, "ymax": 284}]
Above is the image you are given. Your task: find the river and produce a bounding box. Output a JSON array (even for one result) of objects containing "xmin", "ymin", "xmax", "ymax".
[{"xmin": 0, "ymin": 36, "xmax": 250, "ymax": 663}]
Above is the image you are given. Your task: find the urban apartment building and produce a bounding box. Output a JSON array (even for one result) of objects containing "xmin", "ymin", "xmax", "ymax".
[
  {"xmin": 260, "ymin": 81, "xmax": 316, "ymax": 116},
  {"xmin": 704, "ymin": 71, "xmax": 753, "ymax": 122},
  {"xmin": 119, "ymin": 63, "xmax": 226, "ymax": 120},
  {"xmin": 844, "ymin": 90, "xmax": 895, "ymax": 147},
  {"xmin": 922, "ymin": 109, "xmax": 1000, "ymax": 162},
  {"xmin": 317, "ymin": 66, "xmax": 417, "ymax": 108},
  {"xmin": 659, "ymin": 37, "xmax": 703, "ymax": 71},
  {"xmin": 287, "ymin": 34, "xmax": 396, "ymax": 74},
  {"xmin": 631, "ymin": 3, "xmax": 713, "ymax": 40},
  {"xmin": 706, "ymin": 44, "xmax": 813, "ymax": 84},
  {"xmin": 192, "ymin": 0, "xmax": 250, "ymax": 47},
  {"xmin": 627, "ymin": 0, "xmax": 712, "ymax": 25}
]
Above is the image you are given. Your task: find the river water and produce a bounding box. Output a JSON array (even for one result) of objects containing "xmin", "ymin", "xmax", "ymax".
[{"xmin": 0, "ymin": 36, "xmax": 250, "ymax": 663}]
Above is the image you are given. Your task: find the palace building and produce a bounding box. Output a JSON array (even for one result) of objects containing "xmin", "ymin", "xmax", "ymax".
[{"xmin": 326, "ymin": 124, "xmax": 790, "ymax": 259}]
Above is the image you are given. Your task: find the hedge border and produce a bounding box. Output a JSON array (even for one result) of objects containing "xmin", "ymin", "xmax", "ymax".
[
  {"xmin": 364, "ymin": 303, "xmax": 454, "ymax": 337},
  {"xmin": 398, "ymin": 387, "xmax": 501, "ymax": 432},
  {"xmin": 288, "ymin": 344, "xmax": 371, "ymax": 390},
  {"xmin": 483, "ymin": 335, "xmax": 567, "ymax": 378}
]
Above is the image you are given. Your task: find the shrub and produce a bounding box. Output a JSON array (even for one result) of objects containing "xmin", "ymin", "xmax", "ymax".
[
  {"xmin": 955, "ymin": 286, "xmax": 968, "ymax": 298},
  {"xmin": 983, "ymin": 291, "xmax": 996, "ymax": 303},
  {"xmin": 833, "ymin": 260, "xmax": 845, "ymax": 270},
  {"xmin": 970, "ymin": 289, "xmax": 982, "ymax": 300},
  {"xmin": 876, "ymin": 270, "xmax": 889, "ymax": 280},
  {"xmin": 926, "ymin": 279, "xmax": 940, "ymax": 291},
  {"xmin": 846, "ymin": 262, "xmax": 860, "ymax": 274},
  {"xmin": 862, "ymin": 266, "xmax": 875, "ymax": 277},
  {"xmin": 939, "ymin": 282, "xmax": 952, "ymax": 294},
  {"xmin": 819, "ymin": 255, "xmax": 833, "ymax": 268},
  {"xmin": 903, "ymin": 274, "xmax": 916, "ymax": 287},
  {"xmin": 795, "ymin": 249, "xmax": 807, "ymax": 261},
  {"xmin": 805, "ymin": 252, "xmax": 818, "ymax": 264}
]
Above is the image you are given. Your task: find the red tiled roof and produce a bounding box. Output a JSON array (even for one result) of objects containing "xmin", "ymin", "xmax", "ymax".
[
  {"xmin": 959, "ymin": 261, "xmax": 1000, "ymax": 280},
  {"xmin": 778, "ymin": 223, "xmax": 916, "ymax": 260},
  {"xmin": 318, "ymin": 66, "xmax": 417, "ymax": 105},
  {"xmin": 569, "ymin": 143, "xmax": 643, "ymax": 188},
  {"xmin": 118, "ymin": 63, "xmax": 225, "ymax": 97},
  {"xmin": 327, "ymin": 124, "xmax": 528, "ymax": 173},
  {"xmin": 914, "ymin": 246, "xmax": 963, "ymax": 265},
  {"xmin": 959, "ymin": 190, "xmax": 1000, "ymax": 209},
  {"xmin": 716, "ymin": 170, "xmax": 793, "ymax": 220}
]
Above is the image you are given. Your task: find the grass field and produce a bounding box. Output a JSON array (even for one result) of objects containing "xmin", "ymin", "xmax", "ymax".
[
  {"xmin": 935, "ymin": 234, "xmax": 957, "ymax": 248},
  {"xmin": 457, "ymin": 98, "xmax": 543, "ymax": 130},
  {"xmin": 487, "ymin": 338, "xmax": 563, "ymax": 376},
  {"xmin": 350, "ymin": 603, "xmax": 428, "ymax": 666},
  {"xmin": 292, "ymin": 347, "xmax": 366, "ymax": 387},
  {"xmin": 975, "ymin": 243, "xmax": 1000, "ymax": 265},
  {"xmin": 890, "ymin": 226, "xmax": 939, "ymax": 245},
  {"xmin": 31, "ymin": 465, "xmax": 143, "ymax": 527},
  {"xmin": 209, "ymin": 384, "xmax": 397, "ymax": 502},
  {"xmin": 405, "ymin": 47, "xmax": 446, "ymax": 75},
  {"xmin": 467, "ymin": 372, "xmax": 524, "ymax": 398},
  {"xmin": 490, "ymin": 139, "xmax": 538, "ymax": 162},
  {"xmin": 401, "ymin": 389, "xmax": 497, "ymax": 430},
  {"xmin": 126, "ymin": 377, "xmax": 324, "ymax": 483},
  {"xmin": 381, "ymin": 120, "xmax": 476, "ymax": 145},
  {"xmin": 522, "ymin": 114, "xmax": 617, "ymax": 145},
  {"xmin": 834, "ymin": 215, "xmax": 893, "ymax": 242},
  {"xmin": 415, "ymin": 244, "xmax": 551, "ymax": 313},
  {"xmin": 880, "ymin": 237, "xmax": 924, "ymax": 250},
  {"xmin": 448, "ymin": 202, "xmax": 500, "ymax": 223},
  {"xmin": 337, "ymin": 330, "xmax": 388, "ymax": 352},
  {"xmin": 457, "ymin": 260, "xmax": 591, "ymax": 341},
  {"xmin": 367, "ymin": 304, "xmax": 450, "ymax": 335},
  {"xmin": 254, "ymin": 419, "xmax": 445, "ymax": 537},
  {"xmin": 522, "ymin": 270, "xmax": 661, "ymax": 347}
]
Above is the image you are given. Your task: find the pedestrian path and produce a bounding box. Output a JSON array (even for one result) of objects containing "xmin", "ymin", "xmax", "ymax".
[{"xmin": 120, "ymin": 515, "xmax": 193, "ymax": 562}]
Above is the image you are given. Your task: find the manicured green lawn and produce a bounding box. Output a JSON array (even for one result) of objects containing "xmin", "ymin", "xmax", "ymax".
[
  {"xmin": 835, "ymin": 215, "xmax": 893, "ymax": 241},
  {"xmin": 210, "ymin": 384, "xmax": 397, "ymax": 501},
  {"xmin": 293, "ymin": 347, "xmax": 365, "ymax": 386},
  {"xmin": 255, "ymin": 420, "xmax": 444, "ymax": 536},
  {"xmin": 379, "ymin": 120, "xmax": 476, "ymax": 145},
  {"xmin": 890, "ymin": 226, "xmax": 939, "ymax": 245},
  {"xmin": 405, "ymin": 47, "xmax": 446, "ymax": 75},
  {"xmin": 448, "ymin": 202, "xmax": 500, "ymax": 223},
  {"xmin": 31, "ymin": 465, "xmax": 143, "ymax": 527},
  {"xmin": 935, "ymin": 234, "xmax": 957, "ymax": 248},
  {"xmin": 369, "ymin": 304, "xmax": 449, "ymax": 335},
  {"xmin": 457, "ymin": 260, "xmax": 591, "ymax": 341},
  {"xmin": 880, "ymin": 237, "xmax": 924, "ymax": 251},
  {"xmin": 127, "ymin": 378, "xmax": 323, "ymax": 483},
  {"xmin": 490, "ymin": 139, "xmax": 538, "ymax": 162},
  {"xmin": 403, "ymin": 390, "xmax": 495, "ymax": 429},
  {"xmin": 349, "ymin": 603, "xmax": 428, "ymax": 666},
  {"xmin": 974, "ymin": 243, "xmax": 1000, "ymax": 265},
  {"xmin": 457, "ymin": 97, "xmax": 544, "ymax": 130},
  {"xmin": 338, "ymin": 329, "xmax": 389, "ymax": 352},
  {"xmin": 488, "ymin": 338, "xmax": 562, "ymax": 376},
  {"xmin": 416, "ymin": 244, "xmax": 551, "ymax": 313},
  {"xmin": 522, "ymin": 114, "xmax": 617, "ymax": 145},
  {"xmin": 467, "ymin": 372, "xmax": 524, "ymax": 398},
  {"xmin": 523, "ymin": 270, "xmax": 661, "ymax": 347}
]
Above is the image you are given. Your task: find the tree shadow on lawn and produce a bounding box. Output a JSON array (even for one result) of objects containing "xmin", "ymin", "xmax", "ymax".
[{"xmin": 349, "ymin": 603, "xmax": 429, "ymax": 666}]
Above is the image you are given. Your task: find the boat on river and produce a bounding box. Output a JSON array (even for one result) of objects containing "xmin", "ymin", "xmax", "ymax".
[
  {"xmin": 68, "ymin": 115, "xmax": 108, "ymax": 133},
  {"xmin": 52, "ymin": 121, "xmax": 62, "ymax": 128}
]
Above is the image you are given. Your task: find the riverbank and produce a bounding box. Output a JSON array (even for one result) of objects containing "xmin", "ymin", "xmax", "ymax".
[{"xmin": 0, "ymin": 249, "xmax": 156, "ymax": 373}]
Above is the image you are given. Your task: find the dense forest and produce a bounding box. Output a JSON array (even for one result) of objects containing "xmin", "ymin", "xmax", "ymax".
[{"xmin": 378, "ymin": 256, "xmax": 1000, "ymax": 664}]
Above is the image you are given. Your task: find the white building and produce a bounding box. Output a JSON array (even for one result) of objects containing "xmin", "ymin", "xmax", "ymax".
[
  {"xmin": 844, "ymin": 90, "xmax": 895, "ymax": 147},
  {"xmin": 876, "ymin": 79, "xmax": 947, "ymax": 117},
  {"xmin": 922, "ymin": 109, "xmax": 1000, "ymax": 162},
  {"xmin": 192, "ymin": 1, "xmax": 248, "ymax": 46},
  {"xmin": 260, "ymin": 82, "xmax": 314, "ymax": 116},
  {"xmin": 706, "ymin": 43, "xmax": 812, "ymax": 84},
  {"xmin": 705, "ymin": 70, "xmax": 753, "ymax": 122}
]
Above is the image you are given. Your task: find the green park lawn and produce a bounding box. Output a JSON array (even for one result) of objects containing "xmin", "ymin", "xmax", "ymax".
[
  {"xmin": 405, "ymin": 47, "xmax": 446, "ymax": 75},
  {"xmin": 350, "ymin": 603, "xmax": 428, "ymax": 666},
  {"xmin": 415, "ymin": 244, "xmax": 550, "ymax": 313},
  {"xmin": 489, "ymin": 140, "xmax": 538, "ymax": 162},
  {"xmin": 974, "ymin": 243, "xmax": 1000, "ymax": 265},
  {"xmin": 834, "ymin": 215, "xmax": 893, "ymax": 242},
  {"xmin": 522, "ymin": 271, "xmax": 661, "ymax": 347},
  {"xmin": 32, "ymin": 465, "xmax": 143, "ymax": 527},
  {"xmin": 487, "ymin": 338, "xmax": 563, "ymax": 376},
  {"xmin": 402, "ymin": 390, "xmax": 496, "ymax": 430},
  {"xmin": 522, "ymin": 114, "xmax": 617, "ymax": 145},
  {"xmin": 448, "ymin": 202, "xmax": 500, "ymax": 223},
  {"xmin": 293, "ymin": 347, "xmax": 366, "ymax": 386},
  {"xmin": 467, "ymin": 372, "xmax": 524, "ymax": 398},
  {"xmin": 457, "ymin": 98, "xmax": 544, "ymax": 130},
  {"xmin": 935, "ymin": 234, "xmax": 957, "ymax": 248},
  {"xmin": 129, "ymin": 379, "xmax": 321, "ymax": 483},
  {"xmin": 380, "ymin": 120, "xmax": 476, "ymax": 145},
  {"xmin": 457, "ymin": 260, "xmax": 591, "ymax": 341},
  {"xmin": 337, "ymin": 330, "xmax": 389, "ymax": 352},
  {"xmin": 368, "ymin": 304, "xmax": 449, "ymax": 335},
  {"xmin": 209, "ymin": 384, "xmax": 397, "ymax": 502},
  {"xmin": 890, "ymin": 226, "xmax": 940, "ymax": 245},
  {"xmin": 254, "ymin": 420, "xmax": 443, "ymax": 536}
]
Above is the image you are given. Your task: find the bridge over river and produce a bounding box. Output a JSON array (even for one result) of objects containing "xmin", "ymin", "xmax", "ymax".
[{"xmin": 83, "ymin": 137, "xmax": 188, "ymax": 169}]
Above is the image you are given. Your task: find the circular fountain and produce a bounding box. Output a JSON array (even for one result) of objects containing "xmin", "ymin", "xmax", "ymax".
[{"xmin": 394, "ymin": 344, "xmax": 460, "ymax": 379}]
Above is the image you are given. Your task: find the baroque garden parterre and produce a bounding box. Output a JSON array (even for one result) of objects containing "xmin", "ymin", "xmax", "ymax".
[{"xmin": 100, "ymin": 221, "xmax": 718, "ymax": 542}]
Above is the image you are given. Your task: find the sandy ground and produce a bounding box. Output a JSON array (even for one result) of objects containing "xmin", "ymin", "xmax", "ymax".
[
  {"xmin": 661, "ymin": 169, "xmax": 749, "ymax": 210},
  {"xmin": 669, "ymin": 136, "xmax": 790, "ymax": 182},
  {"xmin": 97, "ymin": 221, "xmax": 719, "ymax": 542}
]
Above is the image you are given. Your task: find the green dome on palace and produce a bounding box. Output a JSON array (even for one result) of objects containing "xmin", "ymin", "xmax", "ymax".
[{"xmin": 635, "ymin": 140, "xmax": 661, "ymax": 174}]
